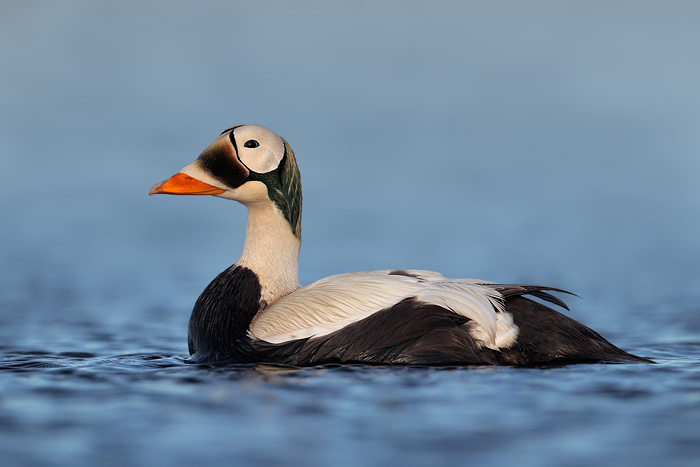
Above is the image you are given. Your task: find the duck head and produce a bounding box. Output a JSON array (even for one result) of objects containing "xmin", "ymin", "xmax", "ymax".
[{"xmin": 149, "ymin": 124, "xmax": 302, "ymax": 238}]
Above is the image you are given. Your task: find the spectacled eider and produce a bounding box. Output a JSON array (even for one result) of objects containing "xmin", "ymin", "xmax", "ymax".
[{"xmin": 149, "ymin": 124, "xmax": 652, "ymax": 366}]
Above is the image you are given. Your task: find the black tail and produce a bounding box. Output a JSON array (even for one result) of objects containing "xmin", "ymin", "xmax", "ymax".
[{"xmin": 482, "ymin": 286, "xmax": 653, "ymax": 365}]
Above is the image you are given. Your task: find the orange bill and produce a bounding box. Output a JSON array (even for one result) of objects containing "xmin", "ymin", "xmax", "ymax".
[{"xmin": 149, "ymin": 173, "xmax": 226, "ymax": 196}]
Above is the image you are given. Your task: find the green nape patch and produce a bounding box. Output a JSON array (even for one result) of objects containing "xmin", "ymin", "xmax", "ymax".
[{"xmin": 247, "ymin": 139, "xmax": 302, "ymax": 239}]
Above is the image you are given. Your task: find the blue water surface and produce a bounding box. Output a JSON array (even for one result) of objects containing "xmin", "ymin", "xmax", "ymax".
[{"xmin": 1, "ymin": 1, "xmax": 699, "ymax": 466}]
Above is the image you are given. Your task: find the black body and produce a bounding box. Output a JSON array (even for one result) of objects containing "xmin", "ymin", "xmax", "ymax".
[{"xmin": 188, "ymin": 265, "xmax": 652, "ymax": 366}]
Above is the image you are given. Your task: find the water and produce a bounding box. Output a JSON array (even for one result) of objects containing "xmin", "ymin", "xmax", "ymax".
[
  {"xmin": 2, "ymin": 1, "xmax": 700, "ymax": 466},
  {"xmin": 1, "ymin": 345, "xmax": 698, "ymax": 466}
]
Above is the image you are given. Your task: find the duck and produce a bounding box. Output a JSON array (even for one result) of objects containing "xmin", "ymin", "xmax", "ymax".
[{"xmin": 149, "ymin": 124, "xmax": 652, "ymax": 366}]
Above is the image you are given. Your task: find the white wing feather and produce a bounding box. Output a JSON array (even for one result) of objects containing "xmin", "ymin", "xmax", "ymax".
[{"xmin": 248, "ymin": 270, "xmax": 518, "ymax": 350}]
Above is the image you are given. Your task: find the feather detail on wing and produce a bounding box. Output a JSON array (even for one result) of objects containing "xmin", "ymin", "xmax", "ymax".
[
  {"xmin": 481, "ymin": 284, "xmax": 577, "ymax": 310},
  {"xmin": 248, "ymin": 269, "xmax": 515, "ymax": 350}
]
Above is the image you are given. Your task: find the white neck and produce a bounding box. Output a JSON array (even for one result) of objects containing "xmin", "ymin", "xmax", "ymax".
[{"xmin": 236, "ymin": 200, "xmax": 301, "ymax": 307}]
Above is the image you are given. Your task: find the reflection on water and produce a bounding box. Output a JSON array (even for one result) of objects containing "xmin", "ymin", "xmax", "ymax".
[{"xmin": 0, "ymin": 344, "xmax": 698, "ymax": 466}]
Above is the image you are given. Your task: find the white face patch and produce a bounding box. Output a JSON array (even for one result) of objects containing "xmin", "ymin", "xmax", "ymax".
[{"xmin": 231, "ymin": 125, "xmax": 285, "ymax": 174}]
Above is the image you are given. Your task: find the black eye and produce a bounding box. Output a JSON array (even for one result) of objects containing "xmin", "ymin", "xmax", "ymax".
[{"xmin": 244, "ymin": 140, "xmax": 259, "ymax": 148}]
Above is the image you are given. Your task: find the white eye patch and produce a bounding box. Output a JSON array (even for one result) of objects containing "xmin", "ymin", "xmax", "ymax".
[
  {"xmin": 233, "ymin": 125, "xmax": 285, "ymax": 174},
  {"xmin": 239, "ymin": 146, "xmax": 280, "ymax": 173}
]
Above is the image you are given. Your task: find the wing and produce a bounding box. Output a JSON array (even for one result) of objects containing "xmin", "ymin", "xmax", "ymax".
[
  {"xmin": 244, "ymin": 275, "xmax": 652, "ymax": 366},
  {"xmin": 248, "ymin": 269, "xmax": 518, "ymax": 350}
]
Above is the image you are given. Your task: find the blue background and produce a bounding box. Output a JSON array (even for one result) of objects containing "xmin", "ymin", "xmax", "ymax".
[{"xmin": 1, "ymin": 1, "xmax": 699, "ymax": 466}]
